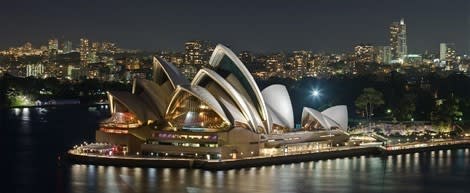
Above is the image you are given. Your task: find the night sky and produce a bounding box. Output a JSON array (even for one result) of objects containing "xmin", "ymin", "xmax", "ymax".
[{"xmin": 1, "ymin": 0, "xmax": 469, "ymax": 53}]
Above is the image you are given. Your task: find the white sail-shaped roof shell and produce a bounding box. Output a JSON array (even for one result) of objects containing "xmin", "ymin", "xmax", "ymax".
[
  {"xmin": 322, "ymin": 105, "xmax": 348, "ymax": 131},
  {"xmin": 302, "ymin": 107, "xmax": 328, "ymax": 129},
  {"xmin": 152, "ymin": 57, "xmax": 189, "ymax": 88},
  {"xmin": 209, "ymin": 44, "xmax": 271, "ymax": 133},
  {"xmin": 192, "ymin": 68, "xmax": 263, "ymax": 132},
  {"xmin": 262, "ymin": 84, "xmax": 294, "ymax": 129},
  {"xmin": 302, "ymin": 106, "xmax": 348, "ymax": 131}
]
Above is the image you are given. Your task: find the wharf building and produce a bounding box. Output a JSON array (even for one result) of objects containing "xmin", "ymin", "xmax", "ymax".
[{"xmin": 96, "ymin": 44, "xmax": 349, "ymax": 159}]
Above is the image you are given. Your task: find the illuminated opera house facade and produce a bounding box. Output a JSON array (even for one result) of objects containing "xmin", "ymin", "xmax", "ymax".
[{"xmin": 97, "ymin": 44, "xmax": 349, "ymax": 159}]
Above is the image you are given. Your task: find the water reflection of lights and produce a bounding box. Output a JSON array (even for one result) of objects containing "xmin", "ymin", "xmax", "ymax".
[
  {"xmin": 98, "ymin": 166, "xmax": 104, "ymax": 173},
  {"xmin": 148, "ymin": 168, "xmax": 156, "ymax": 179},
  {"xmin": 162, "ymin": 168, "xmax": 170, "ymax": 180},
  {"xmin": 87, "ymin": 165, "xmax": 96, "ymax": 175},
  {"xmin": 203, "ymin": 170, "xmax": 213, "ymax": 188},
  {"xmin": 121, "ymin": 167, "xmax": 129, "ymax": 175},
  {"xmin": 465, "ymin": 149, "xmax": 469, "ymax": 166},
  {"xmin": 308, "ymin": 161, "xmax": 314, "ymax": 169},
  {"xmin": 134, "ymin": 167, "xmax": 142, "ymax": 182},
  {"xmin": 38, "ymin": 107, "xmax": 48, "ymax": 114},
  {"xmin": 216, "ymin": 170, "xmax": 225, "ymax": 188},
  {"xmin": 105, "ymin": 166, "xmax": 119, "ymax": 193},
  {"xmin": 227, "ymin": 169, "xmax": 235, "ymax": 181},
  {"xmin": 335, "ymin": 158, "xmax": 340, "ymax": 169},
  {"xmin": 22, "ymin": 108, "xmax": 30, "ymax": 120},
  {"xmin": 13, "ymin": 108, "xmax": 20, "ymax": 116},
  {"xmin": 360, "ymin": 156, "xmax": 366, "ymax": 171},
  {"xmin": 405, "ymin": 154, "xmax": 410, "ymax": 166}
]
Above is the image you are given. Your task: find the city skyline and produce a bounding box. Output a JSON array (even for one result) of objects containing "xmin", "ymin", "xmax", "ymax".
[{"xmin": 0, "ymin": 0, "xmax": 468, "ymax": 53}]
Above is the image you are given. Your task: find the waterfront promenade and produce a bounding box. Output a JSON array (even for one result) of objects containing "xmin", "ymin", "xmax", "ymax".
[{"xmin": 66, "ymin": 138, "xmax": 470, "ymax": 170}]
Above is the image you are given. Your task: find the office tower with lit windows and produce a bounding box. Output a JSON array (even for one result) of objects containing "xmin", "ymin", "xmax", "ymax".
[
  {"xmin": 374, "ymin": 46, "xmax": 392, "ymax": 64},
  {"xmin": 266, "ymin": 53, "xmax": 286, "ymax": 78},
  {"xmin": 89, "ymin": 42, "xmax": 100, "ymax": 63},
  {"xmin": 102, "ymin": 42, "xmax": 117, "ymax": 53},
  {"xmin": 62, "ymin": 40, "xmax": 73, "ymax": 54},
  {"xmin": 48, "ymin": 39, "xmax": 59, "ymax": 50},
  {"xmin": 291, "ymin": 50, "xmax": 312, "ymax": 79},
  {"xmin": 440, "ymin": 43, "xmax": 457, "ymax": 62},
  {"xmin": 354, "ymin": 44, "xmax": 375, "ymax": 63},
  {"xmin": 80, "ymin": 38, "xmax": 89, "ymax": 66},
  {"xmin": 390, "ymin": 18, "xmax": 407, "ymax": 60},
  {"xmin": 48, "ymin": 38, "xmax": 59, "ymax": 54},
  {"xmin": 184, "ymin": 40, "xmax": 211, "ymax": 66},
  {"xmin": 439, "ymin": 43, "xmax": 457, "ymax": 71}
]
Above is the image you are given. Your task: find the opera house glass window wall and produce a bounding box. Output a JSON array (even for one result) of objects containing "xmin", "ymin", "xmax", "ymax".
[
  {"xmin": 97, "ymin": 44, "xmax": 349, "ymax": 158},
  {"xmin": 165, "ymin": 86, "xmax": 230, "ymax": 132}
]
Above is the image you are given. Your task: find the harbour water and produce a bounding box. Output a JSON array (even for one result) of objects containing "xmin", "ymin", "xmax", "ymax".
[{"xmin": 1, "ymin": 106, "xmax": 469, "ymax": 193}]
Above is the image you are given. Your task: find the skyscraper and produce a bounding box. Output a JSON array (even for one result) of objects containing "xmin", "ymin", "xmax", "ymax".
[
  {"xmin": 291, "ymin": 50, "xmax": 312, "ymax": 79},
  {"xmin": 184, "ymin": 40, "xmax": 211, "ymax": 66},
  {"xmin": 439, "ymin": 43, "xmax": 447, "ymax": 61},
  {"xmin": 80, "ymin": 38, "xmax": 89, "ymax": 66},
  {"xmin": 48, "ymin": 38, "xmax": 59, "ymax": 50},
  {"xmin": 62, "ymin": 40, "xmax": 73, "ymax": 54},
  {"xmin": 440, "ymin": 43, "xmax": 457, "ymax": 65},
  {"xmin": 390, "ymin": 18, "xmax": 407, "ymax": 60},
  {"xmin": 48, "ymin": 38, "xmax": 59, "ymax": 55},
  {"xmin": 375, "ymin": 46, "xmax": 392, "ymax": 64}
]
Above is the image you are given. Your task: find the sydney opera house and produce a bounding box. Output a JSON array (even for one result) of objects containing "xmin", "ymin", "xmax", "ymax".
[{"xmin": 96, "ymin": 44, "xmax": 349, "ymax": 159}]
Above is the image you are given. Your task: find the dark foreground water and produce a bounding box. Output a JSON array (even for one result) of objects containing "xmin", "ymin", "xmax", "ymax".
[{"xmin": 1, "ymin": 106, "xmax": 469, "ymax": 193}]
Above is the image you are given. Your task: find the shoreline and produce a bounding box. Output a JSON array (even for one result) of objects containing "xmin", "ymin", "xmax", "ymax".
[{"xmin": 64, "ymin": 140, "xmax": 470, "ymax": 170}]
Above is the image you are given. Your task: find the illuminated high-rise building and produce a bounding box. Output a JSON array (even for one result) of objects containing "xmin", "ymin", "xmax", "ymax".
[
  {"xmin": 102, "ymin": 42, "xmax": 117, "ymax": 53},
  {"xmin": 48, "ymin": 38, "xmax": 59, "ymax": 55},
  {"xmin": 266, "ymin": 53, "xmax": 286, "ymax": 78},
  {"xmin": 26, "ymin": 63, "xmax": 45, "ymax": 77},
  {"xmin": 91, "ymin": 42, "xmax": 100, "ymax": 53},
  {"xmin": 184, "ymin": 40, "xmax": 211, "ymax": 65},
  {"xmin": 291, "ymin": 50, "xmax": 312, "ymax": 79},
  {"xmin": 440, "ymin": 43, "xmax": 457, "ymax": 70},
  {"xmin": 374, "ymin": 46, "xmax": 392, "ymax": 64},
  {"xmin": 390, "ymin": 18, "xmax": 407, "ymax": 59},
  {"xmin": 89, "ymin": 42, "xmax": 100, "ymax": 63},
  {"xmin": 354, "ymin": 44, "xmax": 374, "ymax": 63},
  {"xmin": 62, "ymin": 40, "xmax": 73, "ymax": 54},
  {"xmin": 440, "ymin": 43, "xmax": 456, "ymax": 62},
  {"xmin": 48, "ymin": 39, "xmax": 59, "ymax": 50},
  {"xmin": 80, "ymin": 38, "xmax": 89, "ymax": 66},
  {"xmin": 439, "ymin": 43, "xmax": 447, "ymax": 61}
]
